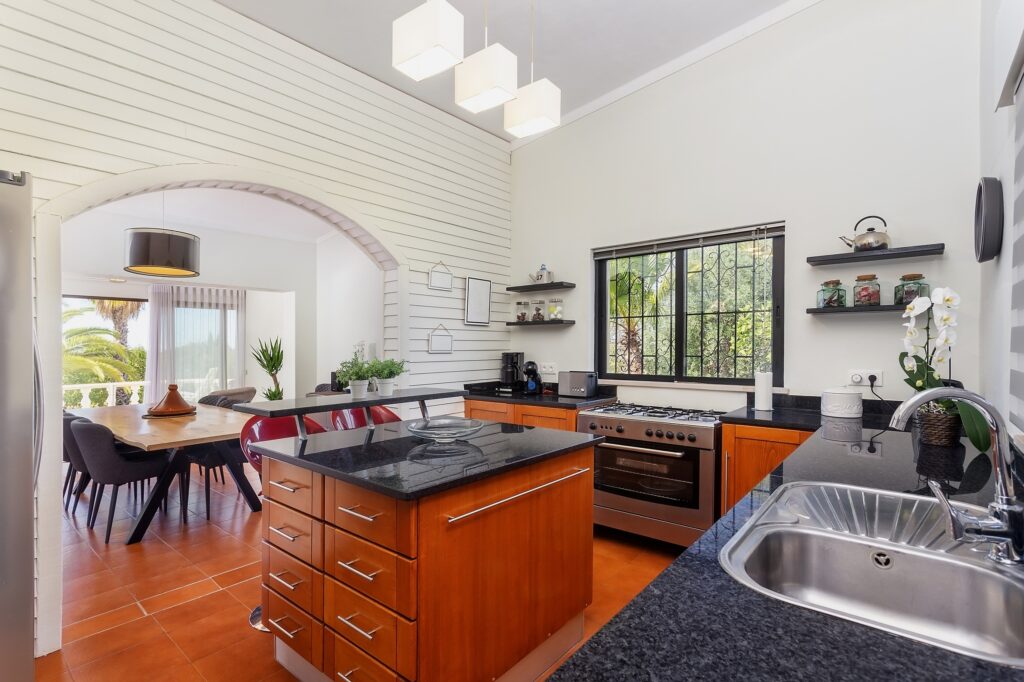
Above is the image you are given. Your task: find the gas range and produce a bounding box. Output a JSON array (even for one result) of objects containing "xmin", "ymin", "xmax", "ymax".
[{"xmin": 578, "ymin": 402, "xmax": 724, "ymax": 450}]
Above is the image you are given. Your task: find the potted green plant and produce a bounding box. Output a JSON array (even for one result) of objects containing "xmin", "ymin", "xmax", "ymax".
[
  {"xmin": 251, "ymin": 337, "xmax": 284, "ymax": 400},
  {"xmin": 338, "ymin": 350, "xmax": 374, "ymax": 399},
  {"xmin": 898, "ymin": 288, "xmax": 989, "ymax": 450},
  {"xmin": 370, "ymin": 358, "xmax": 407, "ymax": 397}
]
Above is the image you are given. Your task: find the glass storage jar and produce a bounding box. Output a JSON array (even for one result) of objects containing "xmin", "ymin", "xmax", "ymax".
[
  {"xmin": 817, "ymin": 280, "xmax": 846, "ymax": 308},
  {"xmin": 547, "ymin": 298, "xmax": 564, "ymax": 320},
  {"xmin": 515, "ymin": 300, "xmax": 530, "ymax": 322},
  {"xmin": 894, "ymin": 273, "xmax": 929, "ymax": 305},
  {"xmin": 853, "ymin": 274, "xmax": 881, "ymax": 306},
  {"xmin": 530, "ymin": 299, "xmax": 546, "ymax": 321}
]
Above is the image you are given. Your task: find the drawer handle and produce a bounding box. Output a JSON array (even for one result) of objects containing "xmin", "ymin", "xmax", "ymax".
[
  {"xmin": 338, "ymin": 558, "xmax": 382, "ymax": 582},
  {"xmin": 269, "ymin": 570, "xmax": 303, "ymax": 591},
  {"xmin": 269, "ymin": 525, "xmax": 301, "ymax": 542},
  {"xmin": 269, "ymin": 480, "xmax": 301, "ymax": 493},
  {"xmin": 268, "ymin": 615, "xmax": 304, "ymax": 639},
  {"xmin": 337, "ymin": 670, "xmax": 359, "ymax": 682},
  {"xmin": 337, "ymin": 504, "xmax": 382, "ymax": 523},
  {"xmin": 446, "ymin": 467, "xmax": 591, "ymax": 524},
  {"xmin": 337, "ymin": 613, "xmax": 381, "ymax": 640}
]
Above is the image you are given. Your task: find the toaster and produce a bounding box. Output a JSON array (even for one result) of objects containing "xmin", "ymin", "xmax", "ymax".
[{"xmin": 558, "ymin": 371, "xmax": 598, "ymax": 398}]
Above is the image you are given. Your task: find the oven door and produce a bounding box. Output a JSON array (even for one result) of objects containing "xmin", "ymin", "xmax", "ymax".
[{"xmin": 594, "ymin": 441, "xmax": 715, "ymax": 528}]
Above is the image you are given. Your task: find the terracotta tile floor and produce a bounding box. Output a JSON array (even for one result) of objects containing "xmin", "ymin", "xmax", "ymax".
[{"xmin": 38, "ymin": 465, "xmax": 680, "ymax": 681}]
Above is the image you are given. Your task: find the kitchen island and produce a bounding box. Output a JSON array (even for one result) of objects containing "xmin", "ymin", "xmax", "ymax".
[
  {"xmin": 550, "ymin": 427, "xmax": 1024, "ymax": 681},
  {"xmin": 251, "ymin": 420, "xmax": 601, "ymax": 682}
]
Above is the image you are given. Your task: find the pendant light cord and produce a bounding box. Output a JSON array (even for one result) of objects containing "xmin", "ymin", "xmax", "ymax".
[
  {"xmin": 484, "ymin": 0, "xmax": 489, "ymax": 47},
  {"xmin": 530, "ymin": 0, "xmax": 536, "ymax": 83}
]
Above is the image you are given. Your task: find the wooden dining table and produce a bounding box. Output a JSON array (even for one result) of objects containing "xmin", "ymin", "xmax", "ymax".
[{"xmin": 71, "ymin": 403, "xmax": 260, "ymax": 544}]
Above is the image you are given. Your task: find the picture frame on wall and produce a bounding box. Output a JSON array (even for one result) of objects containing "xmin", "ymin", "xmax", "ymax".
[
  {"xmin": 464, "ymin": 277, "xmax": 491, "ymax": 326},
  {"xmin": 428, "ymin": 324, "xmax": 454, "ymax": 353},
  {"xmin": 427, "ymin": 261, "xmax": 454, "ymax": 291}
]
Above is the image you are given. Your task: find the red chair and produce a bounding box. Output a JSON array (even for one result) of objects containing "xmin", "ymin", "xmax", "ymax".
[{"xmin": 330, "ymin": 406, "xmax": 401, "ymax": 431}]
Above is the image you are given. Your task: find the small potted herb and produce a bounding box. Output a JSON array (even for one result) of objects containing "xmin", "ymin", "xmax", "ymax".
[
  {"xmin": 338, "ymin": 351, "xmax": 374, "ymax": 399},
  {"xmin": 370, "ymin": 358, "xmax": 407, "ymax": 397}
]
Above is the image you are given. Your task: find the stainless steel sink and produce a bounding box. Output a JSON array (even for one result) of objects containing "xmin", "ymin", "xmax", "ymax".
[{"xmin": 720, "ymin": 482, "xmax": 1024, "ymax": 667}]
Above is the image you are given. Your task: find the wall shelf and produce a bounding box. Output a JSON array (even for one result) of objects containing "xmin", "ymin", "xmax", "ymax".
[
  {"xmin": 505, "ymin": 281, "xmax": 577, "ymax": 293},
  {"xmin": 806, "ymin": 305, "xmax": 906, "ymax": 315},
  {"xmin": 806, "ymin": 243, "xmax": 945, "ymax": 266},
  {"xmin": 506, "ymin": 320, "xmax": 576, "ymax": 327}
]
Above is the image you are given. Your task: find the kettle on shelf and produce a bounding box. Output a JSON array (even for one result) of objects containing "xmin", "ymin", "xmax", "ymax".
[{"xmin": 839, "ymin": 215, "xmax": 891, "ymax": 252}]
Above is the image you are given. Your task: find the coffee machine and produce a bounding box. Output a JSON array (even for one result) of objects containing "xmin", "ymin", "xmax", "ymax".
[
  {"xmin": 499, "ymin": 352, "xmax": 524, "ymax": 392},
  {"xmin": 522, "ymin": 360, "xmax": 542, "ymax": 395}
]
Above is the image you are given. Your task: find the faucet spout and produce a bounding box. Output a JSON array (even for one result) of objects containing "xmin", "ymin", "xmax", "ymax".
[{"xmin": 890, "ymin": 386, "xmax": 1023, "ymax": 564}]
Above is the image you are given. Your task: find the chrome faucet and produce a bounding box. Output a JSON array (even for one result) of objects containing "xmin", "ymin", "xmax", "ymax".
[{"xmin": 890, "ymin": 387, "xmax": 1024, "ymax": 564}]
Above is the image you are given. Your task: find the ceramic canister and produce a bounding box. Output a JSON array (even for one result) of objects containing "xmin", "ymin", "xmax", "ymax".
[{"xmin": 820, "ymin": 387, "xmax": 863, "ymax": 418}]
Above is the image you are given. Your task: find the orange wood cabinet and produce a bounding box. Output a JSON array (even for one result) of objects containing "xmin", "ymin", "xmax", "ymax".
[
  {"xmin": 720, "ymin": 424, "xmax": 813, "ymax": 514},
  {"xmin": 464, "ymin": 399, "xmax": 581, "ymax": 431},
  {"xmin": 261, "ymin": 447, "xmax": 594, "ymax": 681}
]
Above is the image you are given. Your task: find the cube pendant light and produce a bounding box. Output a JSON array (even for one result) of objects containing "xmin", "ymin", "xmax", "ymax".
[
  {"xmin": 504, "ymin": 78, "xmax": 560, "ymax": 138},
  {"xmin": 454, "ymin": 43, "xmax": 518, "ymax": 113},
  {"xmin": 393, "ymin": 0, "xmax": 464, "ymax": 82}
]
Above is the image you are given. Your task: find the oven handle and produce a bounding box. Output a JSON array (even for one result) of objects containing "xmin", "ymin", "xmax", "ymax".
[{"xmin": 600, "ymin": 442, "xmax": 685, "ymax": 459}]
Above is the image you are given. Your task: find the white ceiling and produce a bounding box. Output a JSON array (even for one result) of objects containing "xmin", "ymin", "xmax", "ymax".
[
  {"xmin": 74, "ymin": 188, "xmax": 336, "ymax": 243},
  {"xmin": 214, "ymin": 0, "xmax": 803, "ymax": 141}
]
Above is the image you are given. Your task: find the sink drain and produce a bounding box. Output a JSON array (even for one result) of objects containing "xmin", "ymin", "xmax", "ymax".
[{"xmin": 870, "ymin": 550, "xmax": 894, "ymax": 569}]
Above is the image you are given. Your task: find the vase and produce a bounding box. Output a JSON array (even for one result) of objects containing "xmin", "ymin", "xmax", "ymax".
[
  {"xmin": 913, "ymin": 409, "xmax": 962, "ymax": 447},
  {"xmin": 349, "ymin": 380, "xmax": 370, "ymax": 399},
  {"xmin": 376, "ymin": 378, "xmax": 396, "ymax": 397}
]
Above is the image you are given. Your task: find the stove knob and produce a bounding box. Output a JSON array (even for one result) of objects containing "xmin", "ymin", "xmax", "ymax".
[
  {"xmin": 588, "ymin": 422, "xmax": 597, "ymax": 430},
  {"xmin": 645, "ymin": 428, "xmax": 654, "ymax": 437},
  {"xmin": 655, "ymin": 429, "xmax": 664, "ymax": 438},
  {"xmin": 665, "ymin": 431, "xmax": 675, "ymax": 439},
  {"xmin": 615, "ymin": 425, "xmax": 625, "ymax": 434},
  {"xmin": 687, "ymin": 433, "xmax": 697, "ymax": 443},
  {"xmin": 676, "ymin": 432, "xmax": 687, "ymax": 441}
]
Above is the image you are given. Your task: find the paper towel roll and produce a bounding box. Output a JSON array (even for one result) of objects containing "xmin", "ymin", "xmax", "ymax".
[{"xmin": 754, "ymin": 371, "xmax": 773, "ymax": 411}]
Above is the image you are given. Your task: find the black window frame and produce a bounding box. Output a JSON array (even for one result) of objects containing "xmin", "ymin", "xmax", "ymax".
[{"xmin": 595, "ymin": 235, "xmax": 784, "ymax": 386}]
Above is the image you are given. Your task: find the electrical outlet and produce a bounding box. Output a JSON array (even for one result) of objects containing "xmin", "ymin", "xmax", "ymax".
[
  {"xmin": 539, "ymin": 362, "xmax": 558, "ymax": 377},
  {"xmin": 848, "ymin": 369, "xmax": 884, "ymax": 387}
]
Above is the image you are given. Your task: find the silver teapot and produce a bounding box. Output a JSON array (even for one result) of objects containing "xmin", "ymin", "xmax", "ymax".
[{"xmin": 839, "ymin": 215, "xmax": 891, "ymax": 251}]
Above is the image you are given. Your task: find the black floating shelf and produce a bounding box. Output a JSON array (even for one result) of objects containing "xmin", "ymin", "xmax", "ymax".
[
  {"xmin": 807, "ymin": 305, "xmax": 906, "ymax": 315},
  {"xmin": 505, "ymin": 281, "xmax": 577, "ymax": 293},
  {"xmin": 506, "ymin": 320, "xmax": 576, "ymax": 326},
  {"xmin": 806, "ymin": 243, "xmax": 945, "ymax": 266}
]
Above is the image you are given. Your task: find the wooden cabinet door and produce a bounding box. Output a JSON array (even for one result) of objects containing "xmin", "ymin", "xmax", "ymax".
[
  {"xmin": 463, "ymin": 399, "xmax": 515, "ymax": 423},
  {"xmin": 513, "ymin": 404, "xmax": 577, "ymax": 431},
  {"xmin": 721, "ymin": 424, "xmax": 812, "ymax": 513}
]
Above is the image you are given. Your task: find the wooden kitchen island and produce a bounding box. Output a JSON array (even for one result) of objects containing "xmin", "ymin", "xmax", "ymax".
[{"xmin": 251, "ymin": 420, "xmax": 600, "ymax": 682}]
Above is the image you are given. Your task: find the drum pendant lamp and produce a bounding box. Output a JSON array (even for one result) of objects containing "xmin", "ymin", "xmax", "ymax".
[{"xmin": 124, "ymin": 193, "xmax": 200, "ymax": 277}]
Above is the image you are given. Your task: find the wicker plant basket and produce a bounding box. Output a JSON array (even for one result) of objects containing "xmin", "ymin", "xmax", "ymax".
[{"xmin": 913, "ymin": 409, "xmax": 962, "ymax": 447}]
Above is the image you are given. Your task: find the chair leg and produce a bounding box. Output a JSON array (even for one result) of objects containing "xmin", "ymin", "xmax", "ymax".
[
  {"xmin": 88, "ymin": 483, "xmax": 104, "ymax": 529},
  {"xmin": 179, "ymin": 468, "xmax": 190, "ymax": 524},
  {"xmin": 104, "ymin": 485, "xmax": 120, "ymax": 544},
  {"xmin": 72, "ymin": 473, "xmax": 90, "ymax": 516},
  {"xmin": 63, "ymin": 465, "xmax": 73, "ymax": 497},
  {"xmin": 205, "ymin": 467, "xmax": 212, "ymax": 520},
  {"xmin": 64, "ymin": 470, "xmax": 77, "ymax": 511}
]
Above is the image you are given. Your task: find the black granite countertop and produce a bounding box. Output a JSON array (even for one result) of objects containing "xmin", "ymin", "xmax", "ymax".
[
  {"xmin": 463, "ymin": 382, "xmax": 617, "ymax": 410},
  {"xmin": 551, "ymin": 427, "xmax": 1024, "ymax": 681},
  {"xmin": 721, "ymin": 393, "xmax": 898, "ymax": 431},
  {"xmin": 251, "ymin": 421, "xmax": 602, "ymax": 500},
  {"xmin": 233, "ymin": 386, "xmax": 468, "ymax": 418}
]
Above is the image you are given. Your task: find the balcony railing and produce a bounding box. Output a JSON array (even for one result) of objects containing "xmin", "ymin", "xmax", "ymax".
[{"xmin": 62, "ymin": 378, "xmax": 236, "ymax": 407}]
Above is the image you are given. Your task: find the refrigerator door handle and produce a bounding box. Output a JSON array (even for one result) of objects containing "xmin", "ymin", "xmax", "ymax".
[{"xmin": 32, "ymin": 325, "xmax": 42, "ymax": 490}]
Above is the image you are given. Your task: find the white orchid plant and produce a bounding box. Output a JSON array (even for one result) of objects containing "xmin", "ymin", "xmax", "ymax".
[{"xmin": 898, "ymin": 287, "xmax": 990, "ymax": 451}]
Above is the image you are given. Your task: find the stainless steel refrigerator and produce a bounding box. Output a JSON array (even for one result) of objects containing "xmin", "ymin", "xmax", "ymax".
[{"xmin": 0, "ymin": 169, "xmax": 38, "ymax": 680}]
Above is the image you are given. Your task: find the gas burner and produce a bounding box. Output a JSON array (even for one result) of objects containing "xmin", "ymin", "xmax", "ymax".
[{"xmin": 584, "ymin": 402, "xmax": 725, "ymax": 425}]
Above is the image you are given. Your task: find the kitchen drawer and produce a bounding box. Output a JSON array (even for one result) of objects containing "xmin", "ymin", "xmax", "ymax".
[
  {"xmin": 324, "ymin": 629, "xmax": 399, "ymax": 682},
  {"xmin": 263, "ymin": 499, "xmax": 324, "ymax": 569},
  {"xmin": 324, "ymin": 577, "xmax": 416, "ymax": 680},
  {"xmin": 325, "ymin": 479, "xmax": 417, "ymax": 558},
  {"xmin": 326, "ymin": 527, "xmax": 417, "ymax": 619},
  {"xmin": 264, "ymin": 458, "xmax": 323, "ymax": 518},
  {"xmin": 262, "ymin": 586, "xmax": 323, "ymax": 670},
  {"xmin": 262, "ymin": 541, "xmax": 324, "ymax": 620},
  {"xmin": 513, "ymin": 404, "xmax": 576, "ymax": 431},
  {"xmin": 464, "ymin": 399, "xmax": 515, "ymax": 423}
]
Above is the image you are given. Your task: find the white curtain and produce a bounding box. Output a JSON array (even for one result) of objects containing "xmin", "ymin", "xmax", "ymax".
[{"xmin": 145, "ymin": 285, "xmax": 246, "ymax": 402}]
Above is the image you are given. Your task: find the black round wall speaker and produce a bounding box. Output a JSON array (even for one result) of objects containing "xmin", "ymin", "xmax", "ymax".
[{"xmin": 975, "ymin": 177, "xmax": 1003, "ymax": 263}]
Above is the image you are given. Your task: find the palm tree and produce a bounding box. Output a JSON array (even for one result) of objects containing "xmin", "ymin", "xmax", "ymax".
[
  {"xmin": 90, "ymin": 299, "xmax": 145, "ymax": 404},
  {"xmin": 62, "ymin": 307, "xmax": 135, "ymax": 407}
]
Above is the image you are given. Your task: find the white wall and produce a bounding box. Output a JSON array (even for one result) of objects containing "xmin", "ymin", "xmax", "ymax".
[
  {"xmin": 512, "ymin": 0, "xmax": 982, "ymax": 411},
  {"xmin": 246, "ymin": 290, "xmax": 296, "ymax": 397},
  {"xmin": 979, "ymin": 0, "xmax": 1024, "ymax": 428},
  {"xmin": 61, "ymin": 207, "xmax": 319, "ymax": 391}
]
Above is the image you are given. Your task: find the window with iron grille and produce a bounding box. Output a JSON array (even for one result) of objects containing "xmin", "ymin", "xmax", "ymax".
[{"xmin": 595, "ymin": 227, "xmax": 784, "ymax": 385}]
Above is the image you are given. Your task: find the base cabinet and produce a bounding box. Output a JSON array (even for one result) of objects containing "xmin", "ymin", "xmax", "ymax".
[
  {"xmin": 261, "ymin": 448, "xmax": 594, "ymax": 681},
  {"xmin": 720, "ymin": 424, "xmax": 812, "ymax": 513},
  {"xmin": 464, "ymin": 399, "xmax": 579, "ymax": 431}
]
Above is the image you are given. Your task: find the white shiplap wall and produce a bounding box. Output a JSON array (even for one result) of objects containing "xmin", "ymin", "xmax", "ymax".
[{"xmin": 2, "ymin": 0, "xmax": 511, "ymax": 653}]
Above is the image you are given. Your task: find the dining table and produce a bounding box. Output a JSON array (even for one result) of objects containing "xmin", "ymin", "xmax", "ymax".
[{"xmin": 71, "ymin": 403, "xmax": 260, "ymax": 544}]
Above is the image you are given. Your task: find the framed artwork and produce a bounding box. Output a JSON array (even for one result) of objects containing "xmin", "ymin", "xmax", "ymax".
[
  {"xmin": 427, "ymin": 261, "xmax": 454, "ymax": 290},
  {"xmin": 428, "ymin": 324, "xmax": 454, "ymax": 354},
  {"xmin": 464, "ymin": 277, "xmax": 491, "ymax": 326}
]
